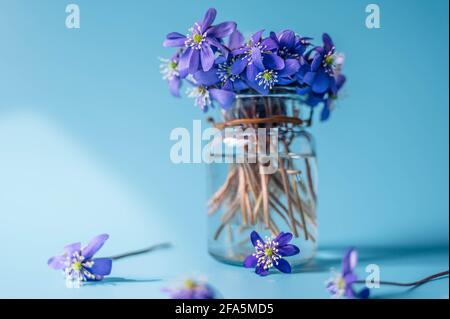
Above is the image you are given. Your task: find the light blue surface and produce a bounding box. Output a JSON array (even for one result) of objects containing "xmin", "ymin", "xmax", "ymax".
[{"xmin": 0, "ymin": 0, "xmax": 448, "ymax": 298}]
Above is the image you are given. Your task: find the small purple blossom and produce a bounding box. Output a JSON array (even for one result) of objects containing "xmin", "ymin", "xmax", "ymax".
[
  {"xmin": 320, "ymin": 73, "xmax": 346, "ymax": 121},
  {"xmin": 186, "ymin": 85, "xmax": 235, "ymax": 112},
  {"xmin": 243, "ymin": 231, "xmax": 300, "ymax": 276},
  {"xmin": 231, "ymin": 30, "xmax": 285, "ymax": 94},
  {"xmin": 326, "ymin": 247, "xmax": 370, "ymax": 299},
  {"xmin": 163, "ymin": 8, "xmax": 236, "ymax": 75},
  {"xmin": 165, "ymin": 279, "xmax": 216, "ymax": 299},
  {"xmin": 303, "ymin": 33, "xmax": 343, "ymax": 95},
  {"xmin": 270, "ymin": 30, "xmax": 311, "ymax": 60},
  {"xmin": 48, "ymin": 234, "xmax": 112, "ymax": 288},
  {"xmin": 160, "ymin": 53, "xmax": 182, "ymax": 97}
]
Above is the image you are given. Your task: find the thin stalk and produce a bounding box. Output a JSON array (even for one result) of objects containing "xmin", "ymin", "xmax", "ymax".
[
  {"xmin": 260, "ymin": 168, "xmax": 270, "ymax": 228},
  {"xmin": 355, "ymin": 270, "xmax": 449, "ymax": 287},
  {"xmin": 108, "ymin": 242, "xmax": 171, "ymax": 261},
  {"xmin": 290, "ymin": 173, "xmax": 309, "ymax": 240},
  {"xmin": 279, "ymin": 159, "xmax": 298, "ymax": 237}
]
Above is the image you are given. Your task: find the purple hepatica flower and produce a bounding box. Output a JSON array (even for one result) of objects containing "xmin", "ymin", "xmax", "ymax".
[
  {"xmin": 326, "ymin": 247, "xmax": 370, "ymax": 299},
  {"xmin": 166, "ymin": 279, "xmax": 216, "ymax": 299},
  {"xmin": 321, "ymin": 73, "xmax": 346, "ymax": 121},
  {"xmin": 243, "ymin": 231, "xmax": 300, "ymax": 276},
  {"xmin": 160, "ymin": 53, "xmax": 182, "ymax": 97},
  {"xmin": 186, "ymin": 84, "xmax": 235, "ymax": 112},
  {"xmin": 192, "ymin": 30, "xmax": 247, "ymax": 90},
  {"xmin": 304, "ymin": 33, "xmax": 342, "ymax": 95},
  {"xmin": 193, "ymin": 55, "xmax": 248, "ymax": 93},
  {"xmin": 270, "ymin": 30, "xmax": 311, "ymax": 60},
  {"xmin": 163, "ymin": 8, "xmax": 236, "ymax": 75},
  {"xmin": 253, "ymin": 59, "xmax": 300, "ymax": 94},
  {"xmin": 231, "ymin": 30, "xmax": 284, "ymax": 91},
  {"xmin": 48, "ymin": 234, "xmax": 112, "ymax": 288}
]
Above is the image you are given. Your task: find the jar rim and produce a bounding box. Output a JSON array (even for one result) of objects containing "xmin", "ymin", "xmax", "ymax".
[{"xmin": 235, "ymin": 86, "xmax": 302, "ymax": 99}]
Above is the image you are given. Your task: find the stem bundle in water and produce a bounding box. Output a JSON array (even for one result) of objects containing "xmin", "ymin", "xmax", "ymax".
[{"xmin": 208, "ymin": 93, "xmax": 317, "ymax": 246}]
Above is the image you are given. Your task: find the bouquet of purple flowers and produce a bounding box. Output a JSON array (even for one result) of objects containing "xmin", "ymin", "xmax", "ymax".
[{"xmin": 161, "ymin": 7, "xmax": 345, "ymax": 121}]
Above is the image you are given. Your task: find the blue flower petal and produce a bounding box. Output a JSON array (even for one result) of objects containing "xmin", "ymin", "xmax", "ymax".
[
  {"xmin": 200, "ymin": 8, "xmax": 217, "ymax": 32},
  {"xmin": 243, "ymin": 255, "xmax": 258, "ymax": 268},
  {"xmin": 311, "ymin": 70, "xmax": 330, "ymax": 94},
  {"xmin": 263, "ymin": 53, "xmax": 285, "ymax": 70},
  {"xmin": 209, "ymin": 22, "xmax": 236, "ymax": 38},
  {"xmin": 250, "ymin": 231, "xmax": 263, "ymax": 247},
  {"xmin": 82, "ymin": 234, "xmax": 109, "ymax": 259},
  {"xmin": 64, "ymin": 242, "xmax": 81, "ymax": 256},
  {"xmin": 322, "ymin": 33, "xmax": 334, "ymax": 53},
  {"xmin": 342, "ymin": 247, "xmax": 358, "ymax": 276},
  {"xmin": 251, "ymin": 30, "xmax": 265, "ymax": 44},
  {"xmin": 231, "ymin": 58, "xmax": 247, "ymax": 75},
  {"xmin": 228, "ymin": 30, "xmax": 244, "ymax": 50},
  {"xmin": 168, "ymin": 77, "xmax": 182, "ymax": 97},
  {"xmin": 163, "ymin": 32, "xmax": 187, "ymax": 47},
  {"xmin": 277, "ymin": 244, "xmax": 300, "ymax": 257},
  {"xmin": 278, "ymin": 59, "xmax": 299, "ymax": 76},
  {"xmin": 357, "ymin": 287, "xmax": 370, "ymax": 299},
  {"xmin": 274, "ymin": 258, "xmax": 291, "ymax": 273},
  {"xmin": 209, "ymin": 88, "xmax": 236, "ymax": 109},
  {"xmin": 178, "ymin": 47, "xmax": 193, "ymax": 78},
  {"xmin": 47, "ymin": 255, "xmax": 66, "ymax": 270},
  {"xmin": 200, "ymin": 44, "xmax": 215, "ymax": 71},
  {"xmin": 255, "ymin": 265, "xmax": 269, "ymax": 276},
  {"xmin": 194, "ymin": 68, "xmax": 219, "ymax": 86},
  {"xmin": 89, "ymin": 258, "xmax": 112, "ymax": 276},
  {"xmin": 311, "ymin": 54, "xmax": 323, "ymax": 72},
  {"xmin": 320, "ymin": 105, "xmax": 330, "ymax": 121},
  {"xmin": 188, "ymin": 49, "xmax": 200, "ymax": 74},
  {"xmin": 274, "ymin": 232, "xmax": 292, "ymax": 245},
  {"xmin": 303, "ymin": 71, "xmax": 316, "ymax": 86},
  {"xmin": 279, "ymin": 30, "xmax": 296, "ymax": 49}
]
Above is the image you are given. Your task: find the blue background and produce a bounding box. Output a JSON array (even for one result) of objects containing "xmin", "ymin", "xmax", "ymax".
[{"xmin": 0, "ymin": 0, "xmax": 448, "ymax": 298}]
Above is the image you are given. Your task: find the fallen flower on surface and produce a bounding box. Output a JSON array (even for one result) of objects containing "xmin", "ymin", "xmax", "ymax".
[
  {"xmin": 326, "ymin": 247, "xmax": 449, "ymax": 299},
  {"xmin": 48, "ymin": 234, "xmax": 171, "ymax": 288},
  {"xmin": 164, "ymin": 278, "xmax": 217, "ymax": 299},
  {"xmin": 243, "ymin": 231, "xmax": 300, "ymax": 276},
  {"xmin": 48, "ymin": 234, "xmax": 112, "ymax": 288},
  {"xmin": 325, "ymin": 247, "xmax": 369, "ymax": 299}
]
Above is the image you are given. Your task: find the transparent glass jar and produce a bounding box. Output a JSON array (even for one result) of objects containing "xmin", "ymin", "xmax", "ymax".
[{"xmin": 206, "ymin": 89, "xmax": 318, "ymax": 266}]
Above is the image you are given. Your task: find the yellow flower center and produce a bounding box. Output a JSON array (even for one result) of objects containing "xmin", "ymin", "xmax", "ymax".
[
  {"xmin": 72, "ymin": 261, "xmax": 82, "ymax": 271},
  {"xmin": 169, "ymin": 61, "xmax": 178, "ymax": 70},
  {"xmin": 265, "ymin": 248, "xmax": 273, "ymax": 258},
  {"xmin": 336, "ymin": 277, "xmax": 346, "ymax": 290},
  {"xmin": 184, "ymin": 279, "xmax": 197, "ymax": 290},
  {"xmin": 325, "ymin": 55, "xmax": 334, "ymax": 65},
  {"xmin": 198, "ymin": 86, "xmax": 207, "ymax": 95},
  {"xmin": 263, "ymin": 72, "xmax": 272, "ymax": 81},
  {"xmin": 193, "ymin": 34, "xmax": 203, "ymax": 44}
]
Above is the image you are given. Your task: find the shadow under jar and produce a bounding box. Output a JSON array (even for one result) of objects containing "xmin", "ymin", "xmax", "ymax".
[{"xmin": 207, "ymin": 88, "xmax": 318, "ymax": 266}]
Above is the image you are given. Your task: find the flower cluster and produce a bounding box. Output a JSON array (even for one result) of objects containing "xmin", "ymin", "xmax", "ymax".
[{"xmin": 161, "ymin": 8, "xmax": 346, "ymax": 120}]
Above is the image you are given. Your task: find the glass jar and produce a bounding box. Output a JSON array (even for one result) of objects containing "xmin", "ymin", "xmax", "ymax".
[{"xmin": 206, "ymin": 89, "xmax": 318, "ymax": 267}]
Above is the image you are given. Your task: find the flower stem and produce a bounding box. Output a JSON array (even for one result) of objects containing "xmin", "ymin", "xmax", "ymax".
[
  {"xmin": 355, "ymin": 270, "xmax": 449, "ymax": 287},
  {"xmin": 107, "ymin": 242, "xmax": 172, "ymax": 261}
]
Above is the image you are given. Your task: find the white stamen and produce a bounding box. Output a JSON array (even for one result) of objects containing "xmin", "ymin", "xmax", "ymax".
[
  {"xmin": 159, "ymin": 57, "xmax": 179, "ymax": 81},
  {"xmin": 186, "ymin": 86, "xmax": 211, "ymax": 109},
  {"xmin": 255, "ymin": 70, "xmax": 278, "ymax": 90},
  {"xmin": 252, "ymin": 236, "xmax": 282, "ymax": 271},
  {"xmin": 184, "ymin": 23, "xmax": 207, "ymax": 50}
]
